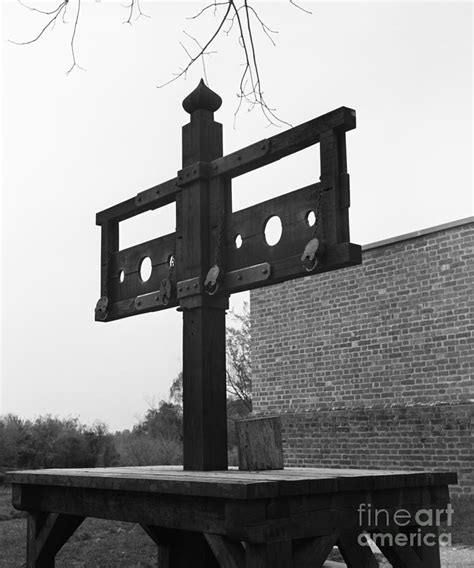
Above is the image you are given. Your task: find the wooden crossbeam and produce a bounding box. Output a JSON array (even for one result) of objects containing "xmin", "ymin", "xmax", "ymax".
[
  {"xmin": 209, "ymin": 106, "xmax": 355, "ymax": 180},
  {"xmin": 95, "ymin": 107, "xmax": 355, "ymax": 226},
  {"xmin": 96, "ymin": 177, "xmax": 179, "ymax": 225},
  {"xmin": 96, "ymin": 181, "xmax": 360, "ymax": 321}
]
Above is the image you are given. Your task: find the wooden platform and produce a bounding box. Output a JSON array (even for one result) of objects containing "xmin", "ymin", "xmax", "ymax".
[{"xmin": 8, "ymin": 466, "xmax": 457, "ymax": 567}]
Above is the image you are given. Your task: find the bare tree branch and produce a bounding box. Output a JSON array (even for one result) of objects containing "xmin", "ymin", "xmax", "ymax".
[
  {"xmin": 157, "ymin": 1, "xmax": 232, "ymax": 89},
  {"xmin": 66, "ymin": 0, "xmax": 84, "ymax": 74},
  {"xmin": 183, "ymin": 30, "xmax": 218, "ymax": 86},
  {"xmin": 123, "ymin": 0, "xmax": 150, "ymax": 25},
  {"xmin": 290, "ymin": 0, "xmax": 312, "ymax": 15},
  {"xmin": 10, "ymin": 0, "xmax": 85, "ymax": 74},
  {"xmin": 187, "ymin": 2, "xmax": 229, "ymax": 21},
  {"xmin": 12, "ymin": 0, "xmax": 311, "ymax": 124},
  {"xmin": 10, "ymin": 0, "xmax": 68, "ymax": 46},
  {"xmin": 246, "ymin": 5, "xmax": 278, "ymax": 46}
]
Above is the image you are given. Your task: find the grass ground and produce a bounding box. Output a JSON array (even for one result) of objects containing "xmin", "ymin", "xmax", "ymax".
[{"xmin": 1, "ymin": 486, "xmax": 473, "ymax": 567}]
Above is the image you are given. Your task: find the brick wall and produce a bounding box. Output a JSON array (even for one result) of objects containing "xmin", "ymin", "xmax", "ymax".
[{"xmin": 250, "ymin": 218, "xmax": 474, "ymax": 494}]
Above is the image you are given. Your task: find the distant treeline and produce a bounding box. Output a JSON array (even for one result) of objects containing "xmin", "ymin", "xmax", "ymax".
[
  {"xmin": 1, "ymin": 306, "xmax": 251, "ymax": 478},
  {"xmin": 0, "ymin": 398, "xmax": 249, "ymax": 479},
  {"xmin": 0, "ymin": 415, "xmax": 119, "ymax": 474}
]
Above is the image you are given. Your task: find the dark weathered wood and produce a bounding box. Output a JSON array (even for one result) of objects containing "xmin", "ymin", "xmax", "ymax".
[
  {"xmin": 226, "ymin": 184, "xmax": 324, "ymax": 268},
  {"xmin": 245, "ymin": 540, "xmax": 297, "ymax": 568},
  {"xmin": 11, "ymin": 467, "xmax": 455, "ymax": 566},
  {"xmin": 210, "ymin": 107, "xmax": 355, "ymax": 180},
  {"xmin": 109, "ymin": 233, "xmax": 177, "ymax": 299},
  {"xmin": 26, "ymin": 512, "xmax": 84, "ymax": 568},
  {"xmin": 142, "ymin": 525, "xmax": 221, "ymax": 568},
  {"xmin": 392, "ymin": 526, "xmax": 441, "ymax": 568},
  {"xmin": 16, "ymin": 484, "xmax": 227, "ymax": 534},
  {"xmin": 180, "ymin": 84, "xmax": 229, "ymax": 471},
  {"xmin": 293, "ymin": 534, "xmax": 339, "ymax": 568},
  {"xmin": 27, "ymin": 513, "xmax": 49, "ymax": 568},
  {"xmin": 236, "ymin": 416, "xmax": 284, "ymax": 471},
  {"xmin": 182, "ymin": 307, "xmax": 228, "ymax": 470},
  {"xmin": 376, "ymin": 543, "xmax": 423, "ymax": 568},
  {"xmin": 142, "ymin": 525, "xmax": 223, "ymax": 568},
  {"xmin": 413, "ymin": 526, "xmax": 441, "ymax": 568},
  {"xmin": 337, "ymin": 531, "xmax": 379, "ymax": 568},
  {"xmin": 96, "ymin": 177, "xmax": 179, "ymax": 225},
  {"xmin": 320, "ymin": 129, "xmax": 350, "ymax": 244},
  {"xmin": 8, "ymin": 467, "xmax": 458, "ymax": 500},
  {"xmin": 205, "ymin": 533, "xmax": 245, "ymax": 568},
  {"xmin": 99, "ymin": 220, "xmax": 119, "ymax": 299},
  {"xmin": 245, "ymin": 540, "xmax": 293, "ymax": 568}
]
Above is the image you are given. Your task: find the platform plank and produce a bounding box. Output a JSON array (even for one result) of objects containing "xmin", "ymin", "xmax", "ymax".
[{"xmin": 7, "ymin": 467, "xmax": 457, "ymax": 501}]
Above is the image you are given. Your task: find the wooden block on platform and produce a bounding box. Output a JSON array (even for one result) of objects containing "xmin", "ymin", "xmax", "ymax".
[{"xmin": 236, "ymin": 415, "xmax": 284, "ymax": 471}]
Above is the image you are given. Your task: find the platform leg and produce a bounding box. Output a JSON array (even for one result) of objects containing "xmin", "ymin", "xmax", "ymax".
[
  {"xmin": 142, "ymin": 526, "xmax": 220, "ymax": 568},
  {"xmin": 375, "ymin": 527, "xmax": 423, "ymax": 568},
  {"xmin": 402, "ymin": 526, "xmax": 441, "ymax": 568},
  {"xmin": 27, "ymin": 512, "xmax": 84, "ymax": 568},
  {"xmin": 293, "ymin": 534, "xmax": 339, "ymax": 568},
  {"xmin": 245, "ymin": 540, "xmax": 293, "ymax": 568},
  {"xmin": 205, "ymin": 533, "xmax": 246, "ymax": 568},
  {"xmin": 337, "ymin": 531, "xmax": 379, "ymax": 568}
]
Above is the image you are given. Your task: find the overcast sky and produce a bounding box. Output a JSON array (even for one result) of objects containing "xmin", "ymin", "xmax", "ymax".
[{"xmin": 1, "ymin": 1, "xmax": 472, "ymax": 431}]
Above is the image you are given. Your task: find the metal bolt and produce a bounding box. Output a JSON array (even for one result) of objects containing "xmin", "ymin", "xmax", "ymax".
[
  {"xmin": 137, "ymin": 301, "xmax": 142, "ymax": 306},
  {"xmin": 261, "ymin": 144, "xmax": 266, "ymax": 150},
  {"xmin": 262, "ymin": 268, "xmax": 268, "ymax": 274},
  {"xmin": 193, "ymin": 283, "xmax": 198, "ymax": 288},
  {"xmin": 156, "ymin": 189, "xmax": 160, "ymax": 195},
  {"xmin": 237, "ymin": 275, "xmax": 242, "ymax": 281},
  {"xmin": 186, "ymin": 285, "xmax": 190, "ymax": 290},
  {"xmin": 178, "ymin": 287, "xmax": 182, "ymax": 293},
  {"xmin": 193, "ymin": 169, "xmax": 197, "ymax": 174},
  {"xmin": 237, "ymin": 155, "xmax": 242, "ymax": 161}
]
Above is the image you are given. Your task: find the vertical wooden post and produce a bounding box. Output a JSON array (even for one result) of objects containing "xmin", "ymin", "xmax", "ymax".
[
  {"xmin": 245, "ymin": 541, "xmax": 293, "ymax": 568},
  {"xmin": 320, "ymin": 127, "xmax": 350, "ymax": 244},
  {"xmin": 180, "ymin": 80, "xmax": 229, "ymax": 471},
  {"xmin": 95, "ymin": 219, "xmax": 119, "ymax": 320}
]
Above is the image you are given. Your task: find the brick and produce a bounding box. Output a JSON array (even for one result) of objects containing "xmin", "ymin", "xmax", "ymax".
[{"xmin": 251, "ymin": 220, "xmax": 474, "ymax": 495}]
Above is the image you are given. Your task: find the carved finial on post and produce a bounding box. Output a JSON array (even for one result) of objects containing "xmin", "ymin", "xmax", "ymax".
[
  {"xmin": 181, "ymin": 79, "xmax": 223, "ymax": 167},
  {"xmin": 182, "ymin": 79, "xmax": 222, "ymax": 119}
]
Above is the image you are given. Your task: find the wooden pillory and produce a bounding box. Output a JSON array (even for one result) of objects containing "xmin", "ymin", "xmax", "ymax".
[
  {"xmin": 9, "ymin": 81, "xmax": 456, "ymax": 567},
  {"xmin": 95, "ymin": 79, "xmax": 360, "ymax": 471}
]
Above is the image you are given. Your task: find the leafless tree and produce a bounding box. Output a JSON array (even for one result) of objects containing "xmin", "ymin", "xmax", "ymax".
[
  {"xmin": 10, "ymin": 0, "xmax": 311, "ymax": 124},
  {"xmin": 226, "ymin": 303, "xmax": 252, "ymax": 412}
]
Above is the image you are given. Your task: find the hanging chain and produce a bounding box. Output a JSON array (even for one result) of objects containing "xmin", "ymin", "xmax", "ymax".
[
  {"xmin": 312, "ymin": 186, "xmax": 322, "ymax": 237},
  {"xmin": 301, "ymin": 187, "xmax": 323, "ymax": 272},
  {"xmin": 168, "ymin": 252, "xmax": 176, "ymax": 281},
  {"xmin": 215, "ymin": 209, "xmax": 225, "ymax": 270},
  {"xmin": 159, "ymin": 251, "xmax": 175, "ymax": 305},
  {"xmin": 204, "ymin": 209, "xmax": 225, "ymax": 295}
]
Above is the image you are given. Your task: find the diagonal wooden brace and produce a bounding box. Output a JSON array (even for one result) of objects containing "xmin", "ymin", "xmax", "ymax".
[
  {"xmin": 27, "ymin": 511, "xmax": 84, "ymax": 568},
  {"xmin": 293, "ymin": 533, "xmax": 340, "ymax": 568},
  {"xmin": 337, "ymin": 531, "xmax": 379, "ymax": 568}
]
